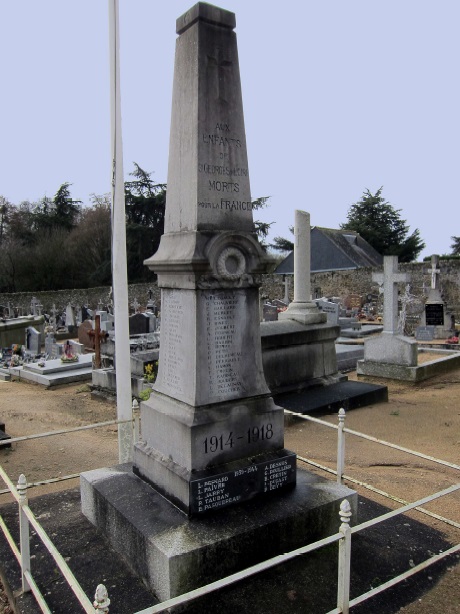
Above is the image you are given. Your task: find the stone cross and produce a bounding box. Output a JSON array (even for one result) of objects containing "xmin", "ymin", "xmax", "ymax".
[
  {"xmin": 50, "ymin": 304, "xmax": 58, "ymax": 332},
  {"xmin": 429, "ymin": 254, "xmax": 441, "ymax": 290},
  {"xmin": 131, "ymin": 298, "xmax": 140, "ymax": 313},
  {"xmin": 30, "ymin": 296, "xmax": 39, "ymax": 315},
  {"xmin": 373, "ymin": 256, "xmax": 410, "ymax": 334},
  {"xmin": 88, "ymin": 314, "xmax": 108, "ymax": 369},
  {"xmin": 207, "ymin": 47, "xmax": 232, "ymax": 102}
]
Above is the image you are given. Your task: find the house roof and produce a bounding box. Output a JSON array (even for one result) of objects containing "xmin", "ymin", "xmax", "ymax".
[{"xmin": 274, "ymin": 227, "xmax": 383, "ymax": 275}]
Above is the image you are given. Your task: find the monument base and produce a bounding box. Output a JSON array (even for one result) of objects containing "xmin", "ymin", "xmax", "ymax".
[
  {"xmin": 81, "ymin": 464, "xmax": 357, "ymax": 602},
  {"xmin": 133, "ymin": 446, "xmax": 296, "ymax": 515},
  {"xmin": 357, "ymin": 350, "xmax": 460, "ymax": 382},
  {"xmin": 278, "ymin": 301, "xmax": 327, "ymax": 325}
]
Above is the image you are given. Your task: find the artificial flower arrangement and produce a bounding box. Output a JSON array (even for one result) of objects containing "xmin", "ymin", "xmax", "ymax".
[{"xmin": 144, "ymin": 361, "xmax": 158, "ymax": 383}]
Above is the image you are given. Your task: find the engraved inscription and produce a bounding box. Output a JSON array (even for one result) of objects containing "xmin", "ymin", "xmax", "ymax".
[
  {"xmin": 202, "ymin": 423, "xmax": 274, "ymax": 455},
  {"xmin": 198, "ymin": 200, "xmax": 252, "ymax": 210},
  {"xmin": 160, "ymin": 291, "xmax": 185, "ymax": 394},
  {"xmin": 190, "ymin": 452, "xmax": 296, "ymax": 514},
  {"xmin": 204, "ymin": 291, "xmax": 244, "ymax": 399},
  {"xmin": 263, "ymin": 459, "xmax": 292, "ymax": 492},
  {"xmin": 198, "ymin": 118, "xmax": 251, "ymax": 212},
  {"xmin": 198, "ymin": 163, "xmax": 248, "ymax": 177}
]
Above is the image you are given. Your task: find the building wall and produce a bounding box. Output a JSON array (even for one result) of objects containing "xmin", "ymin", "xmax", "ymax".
[{"xmin": 1, "ymin": 259, "xmax": 459, "ymax": 320}]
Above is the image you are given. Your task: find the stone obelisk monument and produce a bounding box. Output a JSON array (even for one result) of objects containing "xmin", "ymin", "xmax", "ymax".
[
  {"xmin": 81, "ymin": 5, "xmax": 356, "ymax": 600},
  {"xmin": 137, "ymin": 2, "xmax": 295, "ymax": 514}
]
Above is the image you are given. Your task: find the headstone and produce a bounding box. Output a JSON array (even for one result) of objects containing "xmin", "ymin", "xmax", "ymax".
[
  {"xmin": 419, "ymin": 255, "xmax": 452, "ymax": 338},
  {"xmin": 346, "ymin": 294, "xmax": 362, "ymax": 311},
  {"xmin": 65, "ymin": 303, "xmax": 76, "ymax": 328},
  {"xmin": 415, "ymin": 326, "xmax": 435, "ymax": 341},
  {"xmin": 69, "ymin": 339, "xmax": 84, "ymax": 355},
  {"xmin": 50, "ymin": 343, "xmax": 64, "ymax": 359},
  {"xmin": 135, "ymin": 3, "xmax": 293, "ymax": 515},
  {"xmin": 45, "ymin": 332, "xmax": 56, "ymax": 356},
  {"xmin": 263, "ymin": 303, "xmax": 278, "ymax": 321},
  {"xmin": 78, "ymin": 320, "xmax": 95, "ymax": 350},
  {"xmin": 129, "ymin": 313, "xmax": 151, "ymax": 336},
  {"xmin": 25, "ymin": 326, "xmax": 41, "ymax": 355},
  {"xmin": 315, "ymin": 299, "xmax": 339, "ymax": 325},
  {"xmin": 81, "ymin": 305, "xmax": 91, "ymax": 322}
]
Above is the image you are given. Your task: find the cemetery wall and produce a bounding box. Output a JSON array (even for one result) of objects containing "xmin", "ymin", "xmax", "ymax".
[{"xmin": 1, "ymin": 260, "xmax": 459, "ymax": 319}]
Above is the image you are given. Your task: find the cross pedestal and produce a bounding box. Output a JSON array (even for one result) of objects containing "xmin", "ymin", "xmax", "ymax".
[{"xmin": 359, "ymin": 256, "xmax": 417, "ymax": 372}]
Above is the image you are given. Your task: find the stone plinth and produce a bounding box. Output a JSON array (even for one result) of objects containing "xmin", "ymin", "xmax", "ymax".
[
  {"xmin": 363, "ymin": 332, "xmax": 418, "ymax": 367},
  {"xmin": 81, "ymin": 464, "xmax": 357, "ymax": 602},
  {"xmin": 261, "ymin": 320, "xmax": 340, "ymax": 394},
  {"xmin": 357, "ymin": 349, "xmax": 460, "ymax": 382}
]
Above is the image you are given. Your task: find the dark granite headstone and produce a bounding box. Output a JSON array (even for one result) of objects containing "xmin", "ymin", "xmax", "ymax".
[
  {"xmin": 129, "ymin": 313, "xmax": 150, "ymax": 336},
  {"xmin": 425, "ymin": 303, "xmax": 444, "ymax": 326},
  {"xmin": 263, "ymin": 304, "xmax": 278, "ymax": 321}
]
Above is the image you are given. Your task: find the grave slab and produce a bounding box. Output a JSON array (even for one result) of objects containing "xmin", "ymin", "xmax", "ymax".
[
  {"xmin": 81, "ymin": 463, "xmax": 357, "ymax": 602},
  {"xmin": 274, "ymin": 380, "xmax": 388, "ymax": 414}
]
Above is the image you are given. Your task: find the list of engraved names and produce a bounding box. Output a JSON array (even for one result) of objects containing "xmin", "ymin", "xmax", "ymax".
[
  {"xmin": 161, "ymin": 290, "xmax": 185, "ymax": 395},
  {"xmin": 205, "ymin": 290, "xmax": 244, "ymax": 399}
]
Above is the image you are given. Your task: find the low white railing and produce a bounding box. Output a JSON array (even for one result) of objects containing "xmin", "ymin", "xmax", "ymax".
[{"xmin": 0, "ymin": 404, "xmax": 458, "ymax": 613}]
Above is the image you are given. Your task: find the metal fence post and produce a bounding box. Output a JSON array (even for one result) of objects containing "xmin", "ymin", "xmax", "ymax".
[
  {"xmin": 132, "ymin": 398, "xmax": 140, "ymax": 447},
  {"xmin": 17, "ymin": 474, "xmax": 30, "ymax": 593},
  {"xmin": 337, "ymin": 408, "xmax": 346, "ymax": 484},
  {"xmin": 94, "ymin": 583, "xmax": 110, "ymax": 612},
  {"xmin": 337, "ymin": 498, "xmax": 352, "ymax": 614}
]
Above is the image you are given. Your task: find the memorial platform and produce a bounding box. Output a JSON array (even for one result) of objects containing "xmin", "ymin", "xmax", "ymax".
[
  {"xmin": 81, "ymin": 463, "xmax": 357, "ymax": 601},
  {"xmin": 6, "ymin": 355, "xmax": 93, "ymax": 387}
]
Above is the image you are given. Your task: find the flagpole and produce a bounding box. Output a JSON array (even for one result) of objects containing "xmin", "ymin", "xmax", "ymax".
[{"xmin": 108, "ymin": 0, "xmax": 133, "ymax": 463}]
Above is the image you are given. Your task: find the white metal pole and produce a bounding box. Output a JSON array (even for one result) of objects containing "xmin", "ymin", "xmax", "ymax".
[
  {"xmin": 337, "ymin": 408, "xmax": 346, "ymax": 484},
  {"xmin": 108, "ymin": 0, "xmax": 133, "ymax": 463},
  {"xmin": 337, "ymin": 499, "xmax": 352, "ymax": 614},
  {"xmin": 17, "ymin": 474, "xmax": 31, "ymax": 593}
]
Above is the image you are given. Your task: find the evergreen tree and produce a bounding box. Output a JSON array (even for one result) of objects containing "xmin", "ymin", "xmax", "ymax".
[
  {"xmin": 269, "ymin": 227, "xmax": 294, "ymax": 253},
  {"xmin": 450, "ymin": 236, "xmax": 460, "ymax": 256},
  {"xmin": 341, "ymin": 187, "xmax": 425, "ymax": 262},
  {"xmin": 124, "ymin": 163, "xmax": 167, "ymax": 282}
]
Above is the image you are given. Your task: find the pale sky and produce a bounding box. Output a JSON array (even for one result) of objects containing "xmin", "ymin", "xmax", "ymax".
[{"xmin": 1, "ymin": 1, "xmax": 458, "ymax": 260}]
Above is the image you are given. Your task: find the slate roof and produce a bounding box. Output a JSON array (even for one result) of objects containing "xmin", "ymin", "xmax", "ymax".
[{"xmin": 274, "ymin": 227, "xmax": 383, "ymax": 275}]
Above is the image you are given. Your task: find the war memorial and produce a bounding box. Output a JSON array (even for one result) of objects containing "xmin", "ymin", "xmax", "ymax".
[{"xmin": 81, "ymin": 2, "xmax": 356, "ymax": 600}]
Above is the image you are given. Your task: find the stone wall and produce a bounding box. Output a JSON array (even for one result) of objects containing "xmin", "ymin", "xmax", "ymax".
[{"xmin": 1, "ymin": 259, "xmax": 459, "ymax": 320}]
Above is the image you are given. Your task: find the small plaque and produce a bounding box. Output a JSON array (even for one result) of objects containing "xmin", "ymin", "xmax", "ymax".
[
  {"xmin": 425, "ymin": 303, "xmax": 444, "ymax": 326},
  {"xmin": 415, "ymin": 326, "xmax": 435, "ymax": 341},
  {"xmin": 190, "ymin": 450, "xmax": 296, "ymax": 515}
]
